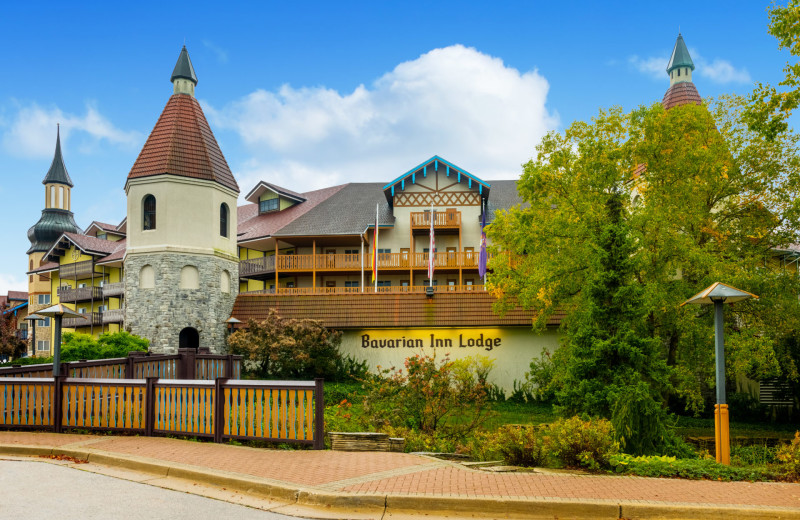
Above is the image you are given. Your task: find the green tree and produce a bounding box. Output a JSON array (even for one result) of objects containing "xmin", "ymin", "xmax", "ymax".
[
  {"xmin": 59, "ymin": 331, "xmax": 148, "ymax": 361},
  {"xmin": 227, "ymin": 310, "xmax": 343, "ymax": 380},
  {"xmin": 490, "ymin": 98, "xmax": 800, "ymax": 439},
  {"xmin": 746, "ymin": 0, "xmax": 800, "ymax": 140},
  {"xmin": 0, "ymin": 311, "xmax": 26, "ymax": 361}
]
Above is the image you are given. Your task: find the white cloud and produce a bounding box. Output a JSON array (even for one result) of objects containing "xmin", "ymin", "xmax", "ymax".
[
  {"xmin": 205, "ymin": 45, "xmax": 559, "ymax": 195},
  {"xmin": 629, "ymin": 55, "xmax": 668, "ymax": 80},
  {"xmin": 202, "ymin": 40, "xmax": 228, "ymax": 64},
  {"xmin": 0, "ymin": 273, "xmax": 28, "ymax": 296},
  {"xmin": 629, "ymin": 49, "xmax": 750, "ymax": 85},
  {"xmin": 1, "ymin": 103, "xmax": 140, "ymax": 158}
]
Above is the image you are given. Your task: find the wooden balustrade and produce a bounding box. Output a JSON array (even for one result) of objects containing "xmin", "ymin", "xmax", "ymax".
[
  {"xmin": 58, "ymin": 260, "xmax": 98, "ymax": 280},
  {"xmin": 241, "ymin": 284, "xmax": 486, "ymax": 296},
  {"xmin": 102, "ymin": 308, "xmax": 124, "ymax": 324},
  {"xmin": 102, "ymin": 282, "xmax": 125, "ymax": 297},
  {"xmin": 410, "ymin": 210, "xmax": 461, "ymax": 229},
  {"xmin": 63, "ymin": 312, "xmax": 103, "ymax": 328},
  {"xmin": 57, "ymin": 285, "xmax": 103, "ymax": 303},
  {"xmin": 0, "ymin": 376, "xmax": 324, "ymax": 448},
  {"xmin": 240, "ymin": 256, "xmax": 276, "ymax": 277}
]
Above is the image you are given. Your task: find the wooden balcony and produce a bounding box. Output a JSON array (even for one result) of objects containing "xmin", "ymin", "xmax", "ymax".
[
  {"xmin": 102, "ymin": 282, "xmax": 125, "ymax": 297},
  {"xmin": 239, "ymin": 251, "xmax": 489, "ymax": 279},
  {"xmin": 242, "ymin": 284, "xmax": 486, "ymax": 296},
  {"xmin": 58, "ymin": 260, "xmax": 98, "ymax": 280},
  {"xmin": 58, "ymin": 285, "xmax": 103, "ymax": 303},
  {"xmin": 410, "ymin": 210, "xmax": 461, "ymax": 232},
  {"xmin": 63, "ymin": 312, "xmax": 103, "ymax": 328},
  {"xmin": 102, "ymin": 308, "xmax": 124, "ymax": 324}
]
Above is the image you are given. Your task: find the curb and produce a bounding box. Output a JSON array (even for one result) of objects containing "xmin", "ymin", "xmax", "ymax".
[{"xmin": 2, "ymin": 444, "xmax": 800, "ymax": 520}]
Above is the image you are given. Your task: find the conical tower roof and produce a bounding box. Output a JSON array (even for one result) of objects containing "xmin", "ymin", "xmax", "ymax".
[
  {"xmin": 126, "ymin": 95, "xmax": 239, "ymax": 192},
  {"xmin": 42, "ymin": 126, "xmax": 73, "ymax": 187},
  {"xmin": 171, "ymin": 45, "xmax": 198, "ymax": 85},
  {"xmin": 667, "ymin": 34, "xmax": 695, "ymax": 73}
]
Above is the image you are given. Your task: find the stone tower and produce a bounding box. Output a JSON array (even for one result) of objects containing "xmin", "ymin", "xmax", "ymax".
[
  {"xmin": 26, "ymin": 127, "xmax": 81, "ymax": 353},
  {"xmin": 662, "ymin": 34, "xmax": 702, "ymax": 110},
  {"xmin": 123, "ymin": 46, "xmax": 240, "ymax": 354}
]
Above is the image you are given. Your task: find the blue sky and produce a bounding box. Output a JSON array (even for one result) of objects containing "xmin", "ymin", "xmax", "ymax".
[{"xmin": 0, "ymin": 1, "xmax": 791, "ymax": 293}]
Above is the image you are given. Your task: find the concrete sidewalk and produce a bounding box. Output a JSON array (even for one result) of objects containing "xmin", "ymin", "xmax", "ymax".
[{"xmin": 1, "ymin": 432, "xmax": 799, "ymax": 519}]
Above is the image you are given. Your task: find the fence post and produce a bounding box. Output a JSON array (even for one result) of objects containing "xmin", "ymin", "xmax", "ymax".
[
  {"xmin": 145, "ymin": 377, "xmax": 157, "ymax": 436},
  {"xmin": 314, "ymin": 378, "xmax": 324, "ymax": 450},
  {"xmin": 53, "ymin": 375, "xmax": 64, "ymax": 433},
  {"xmin": 225, "ymin": 355, "xmax": 234, "ymax": 379},
  {"xmin": 213, "ymin": 377, "xmax": 228, "ymax": 443},
  {"xmin": 125, "ymin": 351, "xmax": 146, "ymax": 379},
  {"xmin": 178, "ymin": 348, "xmax": 196, "ymax": 380}
]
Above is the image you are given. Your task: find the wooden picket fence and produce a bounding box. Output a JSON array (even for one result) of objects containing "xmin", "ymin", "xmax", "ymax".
[{"xmin": 0, "ymin": 376, "xmax": 324, "ymax": 448}]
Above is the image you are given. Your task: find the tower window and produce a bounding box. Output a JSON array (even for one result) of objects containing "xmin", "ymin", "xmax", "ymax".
[
  {"xmin": 220, "ymin": 203, "xmax": 229, "ymax": 237},
  {"xmin": 677, "ymin": 69, "xmax": 680, "ymax": 77},
  {"xmin": 143, "ymin": 195, "xmax": 156, "ymax": 230},
  {"xmin": 50, "ymin": 186, "xmax": 56, "ymax": 207},
  {"xmin": 58, "ymin": 186, "xmax": 64, "ymax": 209}
]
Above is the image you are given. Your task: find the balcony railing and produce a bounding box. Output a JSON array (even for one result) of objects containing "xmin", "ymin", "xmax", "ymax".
[
  {"xmin": 58, "ymin": 285, "xmax": 103, "ymax": 303},
  {"xmin": 410, "ymin": 210, "xmax": 461, "ymax": 230},
  {"xmin": 58, "ymin": 260, "xmax": 98, "ymax": 280},
  {"xmin": 239, "ymin": 251, "xmax": 491, "ymax": 278},
  {"xmin": 102, "ymin": 308, "xmax": 124, "ymax": 324},
  {"xmin": 63, "ymin": 312, "xmax": 103, "ymax": 328},
  {"xmin": 242, "ymin": 284, "xmax": 486, "ymax": 296},
  {"xmin": 103, "ymin": 282, "xmax": 125, "ymax": 297}
]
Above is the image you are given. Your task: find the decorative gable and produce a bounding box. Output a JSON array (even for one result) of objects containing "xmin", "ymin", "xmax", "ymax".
[{"xmin": 383, "ymin": 156, "xmax": 490, "ymax": 207}]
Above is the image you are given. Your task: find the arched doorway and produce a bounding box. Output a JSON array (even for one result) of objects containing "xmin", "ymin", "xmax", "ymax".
[{"xmin": 179, "ymin": 327, "xmax": 199, "ymax": 350}]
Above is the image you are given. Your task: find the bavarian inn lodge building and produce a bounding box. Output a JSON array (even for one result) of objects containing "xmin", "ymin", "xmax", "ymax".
[{"xmin": 24, "ymin": 39, "xmax": 703, "ymax": 388}]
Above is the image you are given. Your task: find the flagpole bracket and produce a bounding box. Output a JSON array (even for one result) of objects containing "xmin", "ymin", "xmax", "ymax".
[{"xmin": 425, "ymin": 286, "xmax": 435, "ymax": 298}]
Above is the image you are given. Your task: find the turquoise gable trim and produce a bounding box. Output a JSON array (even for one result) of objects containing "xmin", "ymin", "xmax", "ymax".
[{"xmin": 382, "ymin": 155, "xmax": 490, "ymax": 193}]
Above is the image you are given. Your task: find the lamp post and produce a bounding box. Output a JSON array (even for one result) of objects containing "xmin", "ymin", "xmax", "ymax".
[
  {"xmin": 23, "ymin": 313, "xmax": 44, "ymax": 358},
  {"xmin": 225, "ymin": 317, "xmax": 241, "ymax": 337},
  {"xmin": 33, "ymin": 304, "xmax": 84, "ymax": 377},
  {"xmin": 682, "ymin": 282, "xmax": 757, "ymax": 465}
]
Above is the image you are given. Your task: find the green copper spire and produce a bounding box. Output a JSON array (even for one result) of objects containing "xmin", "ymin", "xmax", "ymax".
[
  {"xmin": 42, "ymin": 125, "xmax": 74, "ymax": 187},
  {"xmin": 171, "ymin": 45, "xmax": 197, "ymax": 85},
  {"xmin": 666, "ymin": 33, "xmax": 695, "ymax": 73}
]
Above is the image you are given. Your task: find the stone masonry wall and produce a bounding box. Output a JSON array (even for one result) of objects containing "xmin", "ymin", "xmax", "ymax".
[{"xmin": 124, "ymin": 253, "xmax": 238, "ymax": 354}]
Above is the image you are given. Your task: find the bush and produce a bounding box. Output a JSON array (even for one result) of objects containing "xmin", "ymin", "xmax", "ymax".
[
  {"xmin": 228, "ymin": 311, "xmax": 343, "ymax": 380},
  {"xmin": 489, "ymin": 425, "xmax": 547, "ymax": 466},
  {"xmin": 776, "ymin": 431, "xmax": 800, "ymax": 480},
  {"xmin": 60, "ymin": 331, "xmax": 148, "ymax": 361},
  {"xmin": 610, "ymin": 454, "xmax": 777, "ymax": 481},
  {"xmin": 362, "ymin": 354, "xmax": 494, "ymax": 444},
  {"xmin": 546, "ymin": 416, "xmax": 619, "ymax": 470}
]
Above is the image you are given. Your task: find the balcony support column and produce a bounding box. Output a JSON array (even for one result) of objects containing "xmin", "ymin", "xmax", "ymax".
[
  {"xmin": 275, "ymin": 242, "xmax": 279, "ymax": 294},
  {"xmin": 409, "ymin": 215, "xmax": 414, "ymax": 287},
  {"xmin": 312, "ymin": 240, "xmax": 316, "ymax": 290}
]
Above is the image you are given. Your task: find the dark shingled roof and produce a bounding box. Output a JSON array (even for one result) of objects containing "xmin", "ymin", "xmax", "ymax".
[
  {"xmin": 245, "ymin": 181, "xmax": 307, "ymax": 203},
  {"xmin": 60, "ymin": 232, "xmax": 119, "ymax": 256},
  {"xmin": 484, "ymin": 180, "xmax": 523, "ymax": 224},
  {"xmin": 275, "ymin": 183, "xmax": 394, "ymax": 237},
  {"xmin": 127, "ymin": 94, "xmax": 239, "ymax": 192},
  {"xmin": 231, "ymin": 292, "xmax": 564, "ymax": 329},
  {"xmin": 171, "ymin": 46, "xmax": 197, "ymax": 85},
  {"xmin": 96, "ymin": 238, "xmax": 127, "ymax": 265},
  {"xmin": 667, "ymin": 34, "xmax": 695, "ymax": 73},
  {"xmin": 7, "ymin": 291, "xmax": 28, "ymax": 301},
  {"xmin": 42, "ymin": 126, "xmax": 73, "ymax": 187},
  {"xmin": 662, "ymin": 81, "xmax": 702, "ymax": 110}
]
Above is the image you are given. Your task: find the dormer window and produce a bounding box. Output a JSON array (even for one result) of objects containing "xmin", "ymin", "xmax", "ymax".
[
  {"xmin": 97, "ymin": 233, "xmax": 107, "ymax": 240},
  {"xmin": 260, "ymin": 198, "xmax": 279, "ymax": 214}
]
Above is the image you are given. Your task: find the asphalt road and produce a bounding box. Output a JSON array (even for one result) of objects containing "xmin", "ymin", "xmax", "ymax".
[{"xmin": 0, "ymin": 460, "xmax": 308, "ymax": 520}]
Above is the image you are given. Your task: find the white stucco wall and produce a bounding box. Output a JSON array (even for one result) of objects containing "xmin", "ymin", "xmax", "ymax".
[{"xmin": 339, "ymin": 326, "xmax": 559, "ymax": 393}]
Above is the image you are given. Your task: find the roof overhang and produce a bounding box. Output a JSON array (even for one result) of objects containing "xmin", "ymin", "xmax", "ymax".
[
  {"xmin": 245, "ymin": 181, "xmax": 307, "ymax": 205},
  {"xmin": 382, "ymin": 156, "xmax": 491, "ymax": 203}
]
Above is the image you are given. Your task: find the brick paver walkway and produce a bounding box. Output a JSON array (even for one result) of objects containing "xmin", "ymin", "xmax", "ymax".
[{"xmin": 2, "ymin": 431, "xmax": 799, "ymax": 511}]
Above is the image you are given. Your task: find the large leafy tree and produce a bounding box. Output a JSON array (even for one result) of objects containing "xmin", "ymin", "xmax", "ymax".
[
  {"xmin": 489, "ymin": 97, "xmax": 800, "ymax": 426},
  {"xmin": 0, "ymin": 311, "xmax": 27, "ymax": 361},
  {"xmin": 746, "ymin": 0, "xmax": 800, "ymax": 140}
]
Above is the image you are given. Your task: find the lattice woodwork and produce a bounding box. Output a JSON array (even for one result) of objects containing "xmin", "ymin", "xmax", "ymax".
[{"xmin": 394, "ymin": 191, "xmax": 480, "ymax": 207}]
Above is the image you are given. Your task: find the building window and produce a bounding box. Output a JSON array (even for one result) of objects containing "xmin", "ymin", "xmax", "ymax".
[
  {"xmin": 180, "ymin": 265, "xmax": 199, "ymax": 290},
  {"xmin": 37, "ymin": 340, "xmax": 50, "ymax": 352},
  {"xmin": 97, "ymin": 232, "xmax": 107, "ymax": 240},
  {"xmin": 286, "ymin": 281, "xmax": 295, "ymax": 288},
  {"xmin": 220, "ymin": 203, "xmax": 229, "ymax": 237},
  {"xmin": 143, "ymin": 194, "xmax": 156, "ymax": 230},
  {"xmin": 37, "ymin": 317, "xmax": 51, "ymax": 328},
  {"xmin": 140, "ymin": 265, "xmax": 155, "ymax": 289},
  {"xmin": 677, "ymin": 69, "xmax": 680, "ymax": 77},
  {"xmin": 259, "ymin": 198, "xmax": 279, "ymax": 213},
  {"xmin": 97, "ymin": 305, "xmax": 106, "ymax": 313},
  {"xmin": 377, "ymin": 280, "xmax": 392, "ymax": 287},
  {"xmin": 377, "ymin": 249, "xmax": 391, "ymax": 254},
  {"xmin": 345, "ymin": 281, "xmax": 359, "ymax": 288},
  {"xmin": 37, "ymin": 294, "xmax": 51, "ymax": 305},
  {"xmin": 344, "ymin": 249, "xmax": 359, "ymax": 255}
]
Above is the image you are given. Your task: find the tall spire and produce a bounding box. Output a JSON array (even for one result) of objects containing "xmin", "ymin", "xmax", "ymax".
[
  {"xmin": 662, "ymin": 33, "xmax": 702, "ymax": 110},
  {"xmin": 666, "ymin": 33, "xmax": 695, "ymax": 86},
  {"xmin": 42, "ymin": 125, "xmax": 73, "ymax": 187},
  {"xmin": 171, "ymin": 45, "xmax": 197, "ymax": 96}
]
